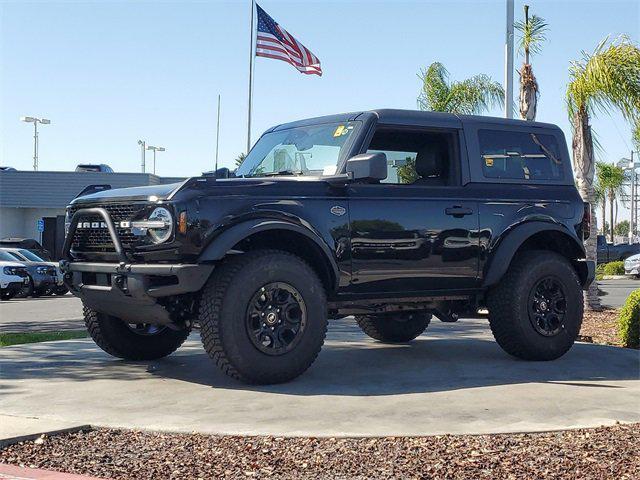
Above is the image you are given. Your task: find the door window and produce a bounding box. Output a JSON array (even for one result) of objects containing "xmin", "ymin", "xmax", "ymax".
[{"xmin": 366, "ymin": 128, "xmax": 458, "ymax": 185}]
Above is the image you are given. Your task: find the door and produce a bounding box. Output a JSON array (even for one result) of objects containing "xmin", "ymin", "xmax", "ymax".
[{"xmin": 347, "ymin": 126, "xmax": 480, "ymax": 295}]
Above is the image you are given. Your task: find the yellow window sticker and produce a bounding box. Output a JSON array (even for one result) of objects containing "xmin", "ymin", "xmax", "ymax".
[
  {"xmin": 485, "ymin": 156, "xmax": 494, "ymax": 167},
  {"xmin": 333, "ymin": 125, "xmax": 345, "ymax": 137}
]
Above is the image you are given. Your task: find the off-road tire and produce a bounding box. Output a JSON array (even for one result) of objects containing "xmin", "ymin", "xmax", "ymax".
[
  {"xmin": 487, "ymin": 250, "xmax": 583, "ymax": 361},
  {"xmin": 84, "ymin": 307, "xmax": 190, "ymax": 360},
  {"xmin": 355, "ymin": 312, "xmax": 431, "ymax": 343},
  {"xmin": 0, "ymin": 291, "xmax": 15, "ymax": 301},
  {"xmin": 199, "ymin": 250, "xmax": 327, "ymax": 384}
]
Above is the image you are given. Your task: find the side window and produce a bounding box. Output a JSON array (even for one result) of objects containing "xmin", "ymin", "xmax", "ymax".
[
  {"xmin": 479, "ymin": 129, "xmax": 563, "ymax": 181},
  {"xmin": 366, "ymin": 128, "xmax": 458, "ymax": 185}
]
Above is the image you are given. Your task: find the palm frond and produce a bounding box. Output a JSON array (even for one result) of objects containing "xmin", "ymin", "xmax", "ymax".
[
  {"xmin": 417, "ymin": 62, "xmax": 451, "ymax": 112},
  {"xmin": 633, "ymin": 121, "xmax": 640, "ymax": 152},
  {"xmin": 447, "ymin": 75, "xmax": 505, "ymax": 115},
  {"xmin": 514, "ymin": 14, "xmax": 548, "ymax": 57},
  {"xmin": 567, "ymin": 35, "xmax": 640, "ymax": 122}
]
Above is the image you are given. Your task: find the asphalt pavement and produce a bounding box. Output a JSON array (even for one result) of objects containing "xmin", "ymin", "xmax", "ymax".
[
  {"xmin": 598, "ymin": 278, "xmax": 639, "ymax": 308},
  {"xmin": 0, "ymin": 279, "xmax": 636, "ymax": 334}
]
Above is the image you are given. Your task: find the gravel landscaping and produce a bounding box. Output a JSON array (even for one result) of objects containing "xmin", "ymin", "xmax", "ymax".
[
  {"xmin": 579, "ymin": 308, "xmax": 623, "ymax": 346},
  {"xmin": 1, "ymin": 424, "xmax": 638, "ymax": 479}
]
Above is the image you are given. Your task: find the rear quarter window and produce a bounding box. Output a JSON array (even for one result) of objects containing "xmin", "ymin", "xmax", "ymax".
[{"xmin": 479, "ymin": 129, "xmax": 564, "ymax": 181}]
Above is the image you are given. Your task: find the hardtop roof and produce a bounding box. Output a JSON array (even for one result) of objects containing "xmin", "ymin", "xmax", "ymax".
[{"xmin": 270, "ymin": 108, "xmax": 560, "ymax": 132}]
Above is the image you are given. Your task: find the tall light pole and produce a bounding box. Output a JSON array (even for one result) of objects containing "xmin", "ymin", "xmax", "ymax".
[
  {"xmin": 21, "ymin": 116, "xmax": 51, "ymax": 171},
  {"xmin": 504, "ymin": 0, "xmax": 514, "ymax": 119},
  {"xmin": 138, "ymin": 140, "xmax": 146, "ymax": 172},
  {"xmin": 146, "ymin": 145, "xmax": 165, "ymax": 175}
]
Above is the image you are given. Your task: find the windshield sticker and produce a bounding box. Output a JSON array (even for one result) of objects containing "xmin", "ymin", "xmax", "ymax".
[{"xmin": 333, "ymin": 125, "xmax": 345, "ymax": 137}]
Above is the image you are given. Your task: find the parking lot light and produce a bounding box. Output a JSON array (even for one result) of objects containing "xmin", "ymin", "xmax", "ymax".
[
  {"xmin": 145, "ymin": 145, "xmax": 166, "ymax": 175},
  {"xmin": 21, "ymin": 116, "xmax": 51, "ymax": 171}
]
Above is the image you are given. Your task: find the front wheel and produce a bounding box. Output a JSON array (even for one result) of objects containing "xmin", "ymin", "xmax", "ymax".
[
  {"xmin": 0, "ymin": 291, "xmax": 15, "ymax": 301},
  {"xmin": 487, "ymin": 251, "xmax": 583, "ymax": 361},
  {"xmin": 84, "ymin": 307, "xmax": 191, "ymax": 360},
  {"xmin": 199, "ymin": 250, "xmax": 327, "ymax": 384},
  {"xmin": 355, "ymin": 312, "xmax": 431, "ymax": 343}
]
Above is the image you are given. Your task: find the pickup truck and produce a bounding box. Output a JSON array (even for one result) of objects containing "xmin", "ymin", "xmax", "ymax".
[{"xmin": 596, "ymin": 235, "xmax": 640, "ymax": 263}]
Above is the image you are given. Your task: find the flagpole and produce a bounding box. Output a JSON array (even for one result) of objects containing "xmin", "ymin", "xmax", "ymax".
[
  {"xmin": 215, "ymin": 94, "xmax": 221, "ymax": 171},
  {"xmin": 246, "ymin": 0, "xmax": 256, "ymax": 154}
]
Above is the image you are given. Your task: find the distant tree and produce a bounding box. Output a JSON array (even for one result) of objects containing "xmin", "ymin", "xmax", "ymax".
[
  {"xmin": 615, "ymin": 220, "xmax": 630, "ymax": 236},
  {"xmin": 596, "ymin": 163, "xmax": 627, "ymax": 242},
  {"xmin": 514, "ymin": 5, "xmax": 548, "ymax": 120},
  {"xmin": 417, "ymin": 62, "xmax": 504, "ymax": 115},
  {"xmin": 235, "ymin": 152, "xmax": 246, "ymax": 167}
]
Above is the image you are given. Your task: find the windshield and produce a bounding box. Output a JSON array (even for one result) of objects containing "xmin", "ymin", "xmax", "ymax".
[
  {"xmin": 18, "ymin": 249, "xmax": 44, "ymax": 262},
  {"xmin": 236, "ymin": 121, "xmax": 360, "ymax": 177},
  {"xmin": 0, "ymin": 251, "xmax": 18, "ymax": 262}
]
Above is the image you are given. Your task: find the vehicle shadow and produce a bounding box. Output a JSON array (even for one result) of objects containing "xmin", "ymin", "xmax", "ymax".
[{"xmin": 1, "ymin": 319, "xmax": 638, "ymax": 397}]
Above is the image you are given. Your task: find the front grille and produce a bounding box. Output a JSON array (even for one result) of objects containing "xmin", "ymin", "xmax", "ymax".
[{"xmin": 68, "ymin": 203, "xmax": 149, "ymax": 252}]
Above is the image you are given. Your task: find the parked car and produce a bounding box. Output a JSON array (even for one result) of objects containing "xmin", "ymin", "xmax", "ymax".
[
  {"xmin": 624, "ymin": 254, "xmax": 640, "ymax": 279},
  {"xmin": 1, "ymin": 248, "xmax": 60, "ymax": 296},
  {"xmin": 61, "ymin": 109, "xmax": 594, "ymax": 384},
  {"xmin": 75, "ymin": 163, "xmax": 114, "ymax": 173},
  {"xmin": 0, "ymin": 238, "xmax": 52, "ymax": 261},
  {"xmin": 596, "ymin": 235, "xmax": 640, "ymax": 263},
  {"xmin": 0, "ymin": 254, "xmax": 29, "ymax": 300}
]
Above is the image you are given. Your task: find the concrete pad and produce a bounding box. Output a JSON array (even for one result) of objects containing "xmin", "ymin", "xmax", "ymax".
[
  {"xmin": 0, "ymin": 318, "xmax": 638, "ymax": 437},
  {"xmin": 0, "ymin": 415, "xmax": 89, "ymax": 448}
]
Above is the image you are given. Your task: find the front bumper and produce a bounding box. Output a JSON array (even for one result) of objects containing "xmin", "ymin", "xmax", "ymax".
[
  {"xmin": 1, "ymin": 280, "xmax": 28, "ymax": 293},
  {"xmin": 61, "ymin": 261, "xmax": 213, "ymax": 325},
  {"xmin": 61, "ymin": 206, "xmax": 213, "ymax": 325}
]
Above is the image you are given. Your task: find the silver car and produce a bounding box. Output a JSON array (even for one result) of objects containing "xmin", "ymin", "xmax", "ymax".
[
  {"xmin": 0, "ymin": 248, "xmax": 65, "ymax": 296},
  {"xmin": 624, "ymin": 253, "xmax": 640, "ymax": 279}
]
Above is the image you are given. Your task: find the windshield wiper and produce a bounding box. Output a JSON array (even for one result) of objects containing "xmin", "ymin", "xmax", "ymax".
[{"xmin": 254, "ymin": 169, "xmax": 305, "ymax": 177}]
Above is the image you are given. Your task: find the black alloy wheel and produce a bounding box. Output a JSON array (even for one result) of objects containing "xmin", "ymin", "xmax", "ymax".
[
  {"xmin": 528, "ymin": 277, "xmax": 567, "ymax": 337},
  {"xmin": 246, "ymin": 282, "xmax": 307, "ymax": 355}
]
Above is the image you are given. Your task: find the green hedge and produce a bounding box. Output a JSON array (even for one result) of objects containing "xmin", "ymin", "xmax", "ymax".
[
  {"xmin": 618, "ymin": 289, "xmax": 640, "ymax": 349},
  {"xmin": 602, "ymin": 261, "xmax": 625, "ymax": 276}
]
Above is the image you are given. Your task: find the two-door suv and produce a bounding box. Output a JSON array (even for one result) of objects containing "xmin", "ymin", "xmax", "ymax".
[{"xmin": 62, "ymin": 109, "xmax": 595, "ymax": 384}]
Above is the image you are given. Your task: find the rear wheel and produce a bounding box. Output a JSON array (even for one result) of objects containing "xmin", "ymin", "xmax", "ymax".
[
  {"xmin": 0, "ymin": 291, "xmax": 15, "ymax": 301},
  {"xmin": 487, "ymin": 251, "xmax": 583, "ymax": 361},
  {"xmin": 199, "ymin": 250, "xmax": 327, "ymax": 384},
  {"xmin": 84, "ymin": 307, "xmax": 190, "ymax": 360},
  {"xmin": 355, "ymin": 312, "xmax": 431, "ymax": 343}
]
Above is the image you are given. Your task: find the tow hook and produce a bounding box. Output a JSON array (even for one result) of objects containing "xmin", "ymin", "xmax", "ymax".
[
  {"xmin": 114, "ymin": 275, "xmax": 128, "ymax": 293},
  {"xmin": 433, "ymin": 309, "xmax": 459, "ymax": 323}
]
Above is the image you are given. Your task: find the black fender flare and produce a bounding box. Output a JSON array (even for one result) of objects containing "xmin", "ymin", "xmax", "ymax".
[
  {"xmin": 482, "ymin": 221, "xmax": 586, "ymax": 288},
  {"xmin": 198, "ymin": 219, "xmax": 340, "ymax": 289}
]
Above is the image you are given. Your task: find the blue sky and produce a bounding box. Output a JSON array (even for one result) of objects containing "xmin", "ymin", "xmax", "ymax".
[{"xmin": 1, "ymin": 0, "xmax": 638, "ymax": 179}]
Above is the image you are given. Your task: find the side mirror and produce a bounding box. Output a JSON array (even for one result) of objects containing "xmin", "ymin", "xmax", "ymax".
[
  {"xmin": 346, "ymin": 152, "xmax": 387, "ymax": 182},
  {"xmin": 213, "ymin": 167, "xmax": 230, "ymax": 179}
]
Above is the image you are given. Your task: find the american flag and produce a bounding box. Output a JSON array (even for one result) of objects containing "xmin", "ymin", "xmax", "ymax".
[{"xmin": 255, "ymin": 3, "xmax": 322, "ymax": 76}]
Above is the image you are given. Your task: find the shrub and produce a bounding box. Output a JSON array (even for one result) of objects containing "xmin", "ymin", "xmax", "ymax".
[
  {"xmin": 602, "ymin": 261, "xmax": 625, "ymax": 276},
  {"xmin": 618, "ymin": 289, "xmax": 640, "ymax": 348}
]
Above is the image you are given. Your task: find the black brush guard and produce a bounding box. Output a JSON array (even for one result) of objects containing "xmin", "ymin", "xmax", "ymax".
[{"xmin": 60, "ymin": 207, "xmax": 213, "ymax": 326}]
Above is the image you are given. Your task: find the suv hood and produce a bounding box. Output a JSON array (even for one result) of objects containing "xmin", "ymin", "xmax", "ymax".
[{"xmin": 71, "ymin": 182, "xmax": 184, "ymax": 205}]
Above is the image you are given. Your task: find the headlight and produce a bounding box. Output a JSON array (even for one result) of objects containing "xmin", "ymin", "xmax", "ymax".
[
  {"xmin": 3, "ymin": 266, "xmax": 19, "ymax": 275},
  {"xmin": 36, "ymin": 266, "xmax": 49, "ymax": 274},
  {"xmin": 146, "ymin": 207, "xmax": 173, "ymax": 244}
]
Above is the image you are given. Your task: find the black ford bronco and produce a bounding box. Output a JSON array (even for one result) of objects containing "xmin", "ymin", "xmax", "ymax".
[{"xmin": 62, "ymin": 109, "xmax": 595, "ymax": 384}]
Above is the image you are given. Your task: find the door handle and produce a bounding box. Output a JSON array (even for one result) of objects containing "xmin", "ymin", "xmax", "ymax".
[{"xmin": 445, "ymin": 206, "xmax": 473, "ymax": 217}]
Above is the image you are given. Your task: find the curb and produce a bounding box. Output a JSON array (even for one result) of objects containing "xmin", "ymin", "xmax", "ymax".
[
  {"xmin": 0, "ymin": 425, "xmax": 91, "ymax": 450},
  {"xmin": 0, "ymin": 463, "xmax": 104, "ymax": 480},
  {"xmin": 601, "ymin": 275, "xmax": 627, "ymax": 280}
]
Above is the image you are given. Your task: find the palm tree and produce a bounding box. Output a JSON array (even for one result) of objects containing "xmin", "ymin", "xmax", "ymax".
[
  {"xmin": 417, "ymin": 62, "xmax": 504, "ymax": 115},
  {"xmin": 567, "ymin": 36, "xmax": 640, "ymax": 310},
  {"xmin": 514, "ymin": 5, "xmax": 548, "ymax": 121},
  {"xmin": 596, "ymin": 162, "xmax": 628, "ymax": 241}
]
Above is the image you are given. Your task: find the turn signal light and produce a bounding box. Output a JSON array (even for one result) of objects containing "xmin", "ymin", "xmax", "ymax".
[{"xmin": 178, "ymin": 211, "xmax": 187, "ymax": 234}]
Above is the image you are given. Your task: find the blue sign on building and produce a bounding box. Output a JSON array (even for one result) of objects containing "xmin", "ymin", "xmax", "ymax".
[{"xmin": 36, "ymin": 219, "xmax": 45, "ymax": 232}]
